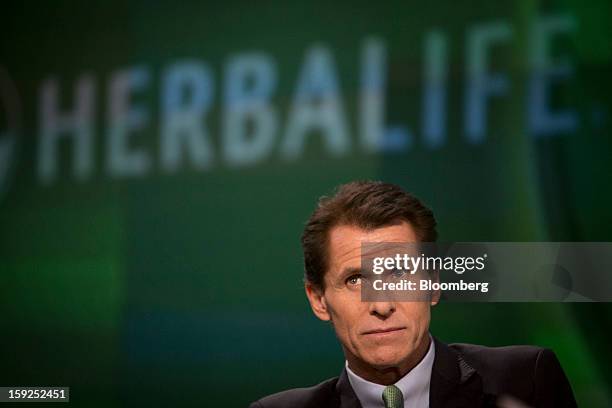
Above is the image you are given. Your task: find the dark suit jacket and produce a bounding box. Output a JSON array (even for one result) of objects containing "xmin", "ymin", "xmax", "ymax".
[{"xmin": 249, "ymin": 338, "xmax": 577, "ymax": 408}]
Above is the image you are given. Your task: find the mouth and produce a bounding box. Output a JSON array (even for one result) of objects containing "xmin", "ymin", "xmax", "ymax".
[{"xmin": 362, "ymin": 327, "xmax": 406, "ymax": 336}]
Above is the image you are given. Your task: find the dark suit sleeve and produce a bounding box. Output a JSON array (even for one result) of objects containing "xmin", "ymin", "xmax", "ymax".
[{"xmin": 533, "ymin": 348, "xmax": 577, "ymax": 408}]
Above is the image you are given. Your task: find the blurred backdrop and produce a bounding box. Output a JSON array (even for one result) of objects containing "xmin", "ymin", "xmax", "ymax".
[{"xmin": 1, "ymin": 0, "xmax": 611, "ymax": 406}]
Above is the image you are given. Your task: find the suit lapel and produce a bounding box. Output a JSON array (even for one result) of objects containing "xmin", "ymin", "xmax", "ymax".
[
  {"xmin": 336, "ymin": 368, "xmax": 363, "ymax": 408},
  {"xmin": 429, "ymin": 338, "xmax": 487, "ymax": 408},
  {"xmin": 334, "ymin": 338, "xmax": 490, "ymax": 408}
]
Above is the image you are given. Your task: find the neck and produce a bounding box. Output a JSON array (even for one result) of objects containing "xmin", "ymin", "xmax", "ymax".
[{"xmin": 346, "ymin": 335, "xmax": 431, "ymax": 385}]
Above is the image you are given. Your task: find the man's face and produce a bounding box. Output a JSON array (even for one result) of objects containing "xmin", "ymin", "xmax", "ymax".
[{"xmin": 306, "ymin": 222, "xmax": 433, "ymax": 372}]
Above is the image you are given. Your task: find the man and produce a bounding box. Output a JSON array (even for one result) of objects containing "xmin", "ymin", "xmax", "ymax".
[{"xmin": 250, "ymin": 181, "xmax": 577, "ymax": 408}]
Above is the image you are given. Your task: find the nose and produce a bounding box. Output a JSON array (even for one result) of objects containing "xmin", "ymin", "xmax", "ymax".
[{"xmin": 368, "ymin": 301, "xmax": 396, "ymax": 318}]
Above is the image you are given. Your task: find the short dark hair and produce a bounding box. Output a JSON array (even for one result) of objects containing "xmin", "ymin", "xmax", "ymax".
[{"xmin": 301, "ymin": 180, "xmax": 437, "ymax": 289}]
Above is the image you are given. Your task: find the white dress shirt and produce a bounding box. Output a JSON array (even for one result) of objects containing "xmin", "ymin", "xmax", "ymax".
[{"xmin": 345, "ymin": 335, "xmax": 435, "ymax": 408}]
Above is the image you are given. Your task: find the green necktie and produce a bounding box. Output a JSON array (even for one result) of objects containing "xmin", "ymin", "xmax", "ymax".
[{"xmin": 382, "ymin": 385, "xmax": 404, "ymax": 408}]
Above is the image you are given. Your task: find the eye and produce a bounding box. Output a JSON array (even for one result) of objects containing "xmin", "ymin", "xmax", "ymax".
[
  {"xmin": 391, "ymin": 268, "xmax": 407, "ymax": 278},
  {"xmin": 345, "ymin": 274, "xmax": 362, "ymax": 286}
]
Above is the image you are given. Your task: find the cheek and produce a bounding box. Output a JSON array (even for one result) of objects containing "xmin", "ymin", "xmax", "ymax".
[
  {"xmin": 403, "ymin": 304, "xmax": 431, "ymax": 335},
  {"xmin": 327, "ymin": 299, "xmax": 363, "ymax": 340},
  {"xmin": 402, "ymin": 302, "xmax": 430, "ymax": 318}
]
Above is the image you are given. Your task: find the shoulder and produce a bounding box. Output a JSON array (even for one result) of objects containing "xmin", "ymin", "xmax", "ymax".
[
  {"xmin": 449, "ymin": 342, "xmax": 576, "ymax": 406},
  {"xmin": 449, "ymin": 342, "xmax": 546, "ymax": 373},
  {"xmin": 249, "ymin": 377, "xmax": 339, "ymax": 408},
  {"xmin": 446, "ymin": 342, "xmax": 545, "ymax": 399}
]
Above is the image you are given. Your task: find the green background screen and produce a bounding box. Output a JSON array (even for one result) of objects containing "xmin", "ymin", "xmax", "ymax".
[{"xmin": 1, "ymin": 1, "xmax": 611, "ymax": 406}]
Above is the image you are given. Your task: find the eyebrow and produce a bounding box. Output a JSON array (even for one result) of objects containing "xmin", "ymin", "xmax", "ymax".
[{"xmin": 339, "ymin": 267, "xmax": 362, "ymax": 280}]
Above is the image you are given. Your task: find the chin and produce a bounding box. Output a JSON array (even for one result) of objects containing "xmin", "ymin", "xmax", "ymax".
[{"xmin": 362, "ymin": 346, "xmax": 412, "ymax": 369}]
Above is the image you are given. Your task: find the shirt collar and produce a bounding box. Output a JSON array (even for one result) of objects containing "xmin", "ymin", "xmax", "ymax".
[{"xmin": 345, "ymin": 335, "xmax": 435, "ymax": 408}]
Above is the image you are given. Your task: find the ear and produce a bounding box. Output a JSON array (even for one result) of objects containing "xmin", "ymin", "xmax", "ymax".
[
  {"xmin": 430, "ymin": 288, "xmax": 441, "ymax": 306},
  {"xmin": 305, "ymin": 283, "xmax": 331, "ymax": 321},
  {"xmin": 430, "ymin": 270, "xmax": 441, "ymax": 306}
]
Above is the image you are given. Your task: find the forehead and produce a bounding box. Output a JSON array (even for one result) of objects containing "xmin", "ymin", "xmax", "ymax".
[{"xmin": 327, "ymin": 222, "xmax": 418, "ymax": 273}]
